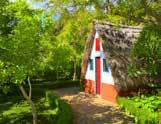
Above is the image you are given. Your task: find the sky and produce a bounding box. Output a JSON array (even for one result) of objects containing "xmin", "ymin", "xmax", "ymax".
[
  {"xmin": 9, "ymin": 0, "xmax": 48, "ymax": 9},
  {"xmin": 10, "ymin": 0, "xmax": 95, "ymax": 20},
  {"xmin": 30, "ymin": 0, "xmax": 61, "ymax": 20},
  {"xmin": 28, "ymin": 0, "xmax": 49, "ymax": 9}
]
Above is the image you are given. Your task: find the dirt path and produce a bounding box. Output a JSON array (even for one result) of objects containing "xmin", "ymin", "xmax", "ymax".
[{"xmin": 54, "ymin": 87, "xmax": 133, "ymax": 124}]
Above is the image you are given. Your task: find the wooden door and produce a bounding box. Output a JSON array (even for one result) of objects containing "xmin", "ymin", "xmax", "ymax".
[{"xmin": 95, "ymin": 57, "xmax": 101, "ymax": 94}]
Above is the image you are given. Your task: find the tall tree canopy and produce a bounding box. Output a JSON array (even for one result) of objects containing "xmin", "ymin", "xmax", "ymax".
[{"xmin": 0, "ymin": 1, "xmax": 53, "ymax": 123}]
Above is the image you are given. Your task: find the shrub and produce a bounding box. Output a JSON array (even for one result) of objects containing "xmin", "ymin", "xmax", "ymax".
[
  {"xmin": 45, "ymin": 91, "xmax": 59, "ymax": 109},
  {"xmin": 56, "ymin": 100, "xmax": 73, "ymax": 124},
  {"xmin": 129, "ymin": 24, "xmax": 161, "ymax": 83},
  {"xmin": 32, "ymin": 80, "xmax": 80, "ymax": 89},
  {"xmin": 44, "ymin": 91, "xmax": 73, "ymax": 124},
  {"xmin": 117, "ymin": 94, "xmax": 161, "ymax": 124}
]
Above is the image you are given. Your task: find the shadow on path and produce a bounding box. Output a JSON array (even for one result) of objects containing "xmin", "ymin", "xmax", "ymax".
[{"xmin": 54, "ymin": 87, "xmax": 133, "ymax": 124}]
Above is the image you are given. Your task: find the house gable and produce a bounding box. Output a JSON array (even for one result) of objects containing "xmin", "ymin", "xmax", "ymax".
[{"xmin": 81, "ymin": 21, "xmax": 144, "ymax": 102}]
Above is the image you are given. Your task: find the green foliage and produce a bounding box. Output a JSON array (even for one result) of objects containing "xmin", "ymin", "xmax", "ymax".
[
  {"xmin": 0, "ymin": 0, "xmax": 15, "ymax": 35},
  {"xmin": 32, "ymin": 80, "xmax": 80, "ymax": 90},
  {"xmin": 129, "ymin": 24, "xmax": 161, "ymax": 80},
  {"xmin": 116, "ymin": 0, "xmax": 161, "ymax": 25},
  {"xmin": 45, "ymin": 91, "xmax": 59, "ymax": 109},
  {"xmin": 46, "ymin": 0, "xmax": 123, "ymax": 80},
  {"xmin": 0, "ymin": 89, "xmax": 73, "ymax": 124},
  {"xmin": 31, "ymin": 0, "xmax": 140, "ymax": 80},
  {"xmin": 56, "ymin": 100, "xmax": 73, "ymax": 124},
  {"xmin": 0, "ymin": 0, "xmax": 53, "ymax": 93},
  {"xmin": 117, "ymin": 94, "xmax": 161, "ymax": 124}
]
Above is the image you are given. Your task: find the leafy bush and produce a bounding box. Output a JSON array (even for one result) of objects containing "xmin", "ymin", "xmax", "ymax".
[
  {"xmin": 129, "ymin": 24, "xmax": 161, "ymax": 81},
  {"xmin": 117, "ymin": 94, "xmax": 161, "ymax": 124},
  {"xmin": 43, "ymin": 91, "xmax": 73, "ymax": 124},
  {"xmin": 45, "ymin": 91, "xmax": 59, "ymax": 109},
  {"xmin": 32, "ymin": 80, "xmax": 80, "ymax": 89},
  {"xmin": 56, "ymin": 100, "xmax": 73, "ymax": 124}
]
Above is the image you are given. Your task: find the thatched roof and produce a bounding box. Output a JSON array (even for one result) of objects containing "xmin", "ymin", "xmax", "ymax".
[{"xmin": 81, "ymin": 21, "xmax": 145, "ymax": 93}]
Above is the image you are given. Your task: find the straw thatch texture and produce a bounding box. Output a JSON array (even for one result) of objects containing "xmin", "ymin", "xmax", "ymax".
[
  {"xmin": 81, "ymin": 21, "xmax": 149, "ymax": 93},
  {"xmin": 81, "ymin": 25, "xmax": 96, "ymax": 80}
]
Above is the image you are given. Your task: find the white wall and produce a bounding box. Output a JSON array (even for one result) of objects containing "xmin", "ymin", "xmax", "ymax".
[
  {"xmin": 85, "ymin": 31, "xmax": 114, "ymax": 85},
  {"xmin": 100, "ymin": 49, "xmax": 114, "ymax": 85},
  {"xmin": 85, "ymin": 32, "xmax": 98, "ymax": 81}
]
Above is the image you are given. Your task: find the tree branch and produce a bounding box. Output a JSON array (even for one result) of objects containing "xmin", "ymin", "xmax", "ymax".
[
  {"xmin": 28, "ymin": 77, "xmax": 32, "ymax": 99},
  {"xmin": 19, "ymin": 85, "xmax": 37, "ymax": 124}
]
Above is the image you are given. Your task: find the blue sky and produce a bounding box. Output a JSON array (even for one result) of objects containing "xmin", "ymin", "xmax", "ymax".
[
  {"xmin": 29, "ymin": 0, "xmax": 61, "ymax": 20},
  {"xmin": 28, "ymin": 0, "xmax": 95, "ymax": 20},
  {"xmin": 28, "ymin": 0, "xmax": 49, "ymax": 9}
]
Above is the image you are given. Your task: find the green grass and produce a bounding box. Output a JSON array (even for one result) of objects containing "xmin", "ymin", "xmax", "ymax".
[
  {"xmin": 117, "ymin": 93, "xmax": 161, "ymax": 124},
  {"xmin": 0, "ymin": 80, "xmax": 74, "ymax": 124}
]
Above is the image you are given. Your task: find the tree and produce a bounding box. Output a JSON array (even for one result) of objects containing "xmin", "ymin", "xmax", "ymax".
[
  {"xmin": 129, "ymin": 24, "xmax": 161, "ymax": 84},
  {"xmin": 30, "ymin": 0, "xmax": 125, "ymax": 81},
  {"xmin": 45, "ymin": 0, "xmax": 111, "ymax": 80},
  {"xmin": 0, "ymin": 1, "xmax": 53, "ymax": 124},
  {"xmin": 115, "ymin": 0, "xmax": 161, "ymax": 25}
]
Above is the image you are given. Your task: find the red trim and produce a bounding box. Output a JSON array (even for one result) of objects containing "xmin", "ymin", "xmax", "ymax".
[
  {"xmin": 95, "ymin": 38, "xmax": 100, "ymax": 51},
  {"xmin": 101, "ymin": 83, "xmax": 118, "ymax": 103},
  {"xmin": 84, "ymin": 79, "xmax": 94, "ymax": 94},
  {"xmin": 96, "ymin": 57, "xmax": 101, "ymax": 94}
]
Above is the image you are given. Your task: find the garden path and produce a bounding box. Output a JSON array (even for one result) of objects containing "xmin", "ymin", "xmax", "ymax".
[{"xmin": 54, "ymin": 87, "xmax": 133, "ymax": 124}]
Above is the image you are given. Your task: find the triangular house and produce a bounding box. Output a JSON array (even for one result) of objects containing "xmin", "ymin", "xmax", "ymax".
[{"xmin": 81, "ymin": 21, "xmax": 143, "ymax": 103}]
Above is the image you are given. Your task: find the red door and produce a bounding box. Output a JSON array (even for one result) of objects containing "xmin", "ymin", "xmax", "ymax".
[{"xmin": 95, "ymin": 57, "xmax": 101, "ymax": 94}]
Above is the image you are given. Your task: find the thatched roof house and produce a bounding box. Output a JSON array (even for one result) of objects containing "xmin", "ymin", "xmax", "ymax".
[{"xmin": 81, "ymin": 21, "xmax": 143, "ymax": 102}]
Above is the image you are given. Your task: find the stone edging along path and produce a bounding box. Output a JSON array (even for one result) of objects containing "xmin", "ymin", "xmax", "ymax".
[{"xmin": 54, "ymin": 87, "xmax": 133, "ymax": 124}]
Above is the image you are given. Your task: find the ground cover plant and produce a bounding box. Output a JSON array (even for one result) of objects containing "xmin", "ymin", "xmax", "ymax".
[{"xmin": 117, "ymin": 91, "xmax": 161, "ymax": 124}]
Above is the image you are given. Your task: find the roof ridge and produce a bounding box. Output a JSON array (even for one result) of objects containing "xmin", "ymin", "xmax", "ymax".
[{"xmin": 93, "ymin": 20, "xmax": 142, "ymax": 29}]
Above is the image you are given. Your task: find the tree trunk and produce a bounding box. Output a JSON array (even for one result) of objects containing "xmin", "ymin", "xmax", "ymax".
[
  {"xmin": 73, "ymin": 60, "xmax": 77, "ymax": 80},
  {"xmin": 56, "ymin": 69, "xmax": 59, "ymax": 80},
  {"xmin": 56, "ymin": 67, "xmax": 59, "ymax": 80},
  {"xmin": 28, "ymin": 77, "xmax": 32, "ymax": 99},
  {"xmin": 19, "ymin": 85, "xmax": 37, "ymax": 124}
]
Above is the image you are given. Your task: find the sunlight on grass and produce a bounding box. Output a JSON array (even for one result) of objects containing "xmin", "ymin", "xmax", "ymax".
[
  {"xmin": 0, "ymin": 90, "xmax": 73, "ymax": 124},
  {"xmin": 2, "ymin": 101, "xmax": 31, "ymax": 116}
]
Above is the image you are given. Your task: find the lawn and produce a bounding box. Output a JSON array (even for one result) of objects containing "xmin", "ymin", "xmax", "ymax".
[{"xmin": 0, "ymin": 80, "xmax": 79, "ymax": 124}]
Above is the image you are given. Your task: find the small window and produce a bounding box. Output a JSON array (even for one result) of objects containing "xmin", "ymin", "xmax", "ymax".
[
  {"xmin": 89, "ymin": 59, "xmax": 93, "ymax": 70},
  {"xmin": 103, "ymin": 59, "xmax": 109, "ymax": 72}
]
